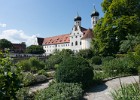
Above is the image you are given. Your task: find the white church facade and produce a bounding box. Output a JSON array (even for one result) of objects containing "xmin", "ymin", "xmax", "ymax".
[{"xmin": 35, "ymin": 6, "xmax": 99, "ymax": 55}]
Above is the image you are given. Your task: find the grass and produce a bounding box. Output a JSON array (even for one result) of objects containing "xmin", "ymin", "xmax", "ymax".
[{"xmin": 111, "ymin": 82, "xmax": 140, "ymax": 100}]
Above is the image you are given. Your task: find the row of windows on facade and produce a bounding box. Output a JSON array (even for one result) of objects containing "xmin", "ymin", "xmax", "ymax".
[
  {"xmin": 44, "ymin": 41, "xmax": 81, "ymax": 49},
  {"xmin": 46, "ymin": 49, "xmax": 79, "ymax": 53},
  {"xmin": 71, "ymin": 41, "xmax": 81, "ymax": 46},
  {"xmin": 44, "ymin": 44, "xmax": 69, "ymax": 48},
  {"xmin": 71, "ymin": 35, "xmax": 82, "ymax": 38}
]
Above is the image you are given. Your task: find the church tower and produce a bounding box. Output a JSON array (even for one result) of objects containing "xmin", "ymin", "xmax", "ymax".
[
  {"xmin": 74, "ymin": 13, "xmax": 82, "ymax": 26},
  {"xmin": 91, "ymin": 5, "xmax": 99, "ymax": 29}
]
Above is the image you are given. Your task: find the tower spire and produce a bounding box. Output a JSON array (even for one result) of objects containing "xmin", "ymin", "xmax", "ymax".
[
  {"xmin": 77, "ymin": 12, "xmax": 79, "ymax": 16},
  {"xmin": 91, "ymin": 4, "xmax": 99, "ymax": 29},
  {"xmin": 74, "ymin": 12, "xmax": 82, "ymax": 26}
]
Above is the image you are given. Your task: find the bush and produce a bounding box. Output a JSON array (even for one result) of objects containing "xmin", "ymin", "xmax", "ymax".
[
  {"xmin": 102, "ymin": 56, "xmax": 114, "ymax": 63},
  {"xmin": 46, "ymin": 54, "xmax": 62, "ymax": 69},
  {"xmin": 103, "ymin": 56, "xmax": 138, "ymax": 77},
  {"xmin": 22, "ymin": 72, "xmax": 47, "ymax": 86},
  {"xmin": 37, "ymin": 69, "xmax": 48, "ymax": 76},
  {"xmin": 35, "ymin": 83, "xmax": 83, "ymax": 100},
  {"xmin": 76, "ymin": 49, "xmax": 93, "ymax": 59},
  {"xmin": 34, "ymin": 75, "xmax": 47, "ymax": 84},
  {"xmin": 16, "ymin": 87, "xmax": 30, "ymax": 100},
  {"xmin": 91, "ymin": 56, "xmax": 102, "ymax": 65},
  {"xmin": 46, "ymin": 49, "xmax": 73, "ymax": 70},
  {"xmin": 55, "ymin": 56, "xmax": 93, "ymax": 88},
  {"xmin": 17, "ymin": 57, "xmax": 45, "ymax": 73},
  {"xmin": 22, "ymin": 72, "xmax": 35, "ymax": 86},
  {"xmin": 16, "ymin": 59, "xmax": 31, "ymax": 72}
]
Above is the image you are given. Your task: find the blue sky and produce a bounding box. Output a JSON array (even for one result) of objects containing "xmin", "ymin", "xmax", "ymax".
[{"xmin": 0, "ymin": 0, "xmax": 103, "ymax": 46}]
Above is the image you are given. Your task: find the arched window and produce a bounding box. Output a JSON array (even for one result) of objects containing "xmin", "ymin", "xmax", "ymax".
[
  {"xmin": 71, "ymin": 42, "xmax": 73, "ymax": 46},
  {"xmin": 75, "ymin": 41, "xmax": 78, "ymax": 45}
]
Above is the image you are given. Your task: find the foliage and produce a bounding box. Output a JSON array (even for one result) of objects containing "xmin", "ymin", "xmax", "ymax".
[
  {"xmin": 102, "ymin": 56, "xmax": 137, "ymax": 77},
  {"xmin": 0, "ymin": 51, "xmax": 22, "ymax": 99},
  {"xmin": 17, "ymin": 57, "xmax": 45, "ymax": 72},
  {"xmin": 120, "ymin": 34, "xmax": 140, "ymax": 53},
  {"xmin": 112, "ymin": 83, "xmax": 140, "ymax": 100},
  {"xmin": 46, "ymin": 53, "xmax": 62, "ymax": 69},
  {"xmin": 76, "ymin": 49, "xmax": 93, "ymax": 59},
  {"xmin": 92, "ymin": 0, "xmax": 140, "ymax": 56},
  {"xmin": 22, "ymin": 72, "xmax": 35, "ymax": 86},
  {"xmin": 0, "ymin": 39, "xmax": 12, "ymax": 51},
  {"xmin": 35, "ymin": 83, "xmax": 83, "ymax": 100},
  {"xmin": 16, "ymin": 87, "xmax": 30, "ymax": 100},
  {"xmin": 22, "ymin": 72, "xmax": 47, "ymax": 86},
  {"xmin": 46, "ymin": 49, "xmax": 74, "ymax": 69},
  {"xmin": 90, "ymin": 56, "xmax": 102, "ymax": 65},
  {"xmin": 37, "ymin": 69, "xmax": 48, "ymax": 76},
  {"xmin": 134, "ymin": 44, "xmax": 140, "ymax": 55},
  {"xmin": 102, "ymin": 56, "xmax": 114, "ymax": 63},
  {"xmin": 59, "ymin": 49, "xmax": 74, "ymax": 56},
  {"xmin": 93, "ymin": 71, "xmax": 108, "ymax": 84},
  {"xmin": 34, "ymin": 75, "xmax": 47, "ymax": 84},
  {"xmin": 26, "ymin": 45, "xmax": 45, "ymax": 54},
  {"xmin": 55, "ymin": 56, "xmax": 93, "ymax": 88}
]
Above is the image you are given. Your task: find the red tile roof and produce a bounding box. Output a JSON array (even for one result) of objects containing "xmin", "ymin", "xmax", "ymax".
[
  {"xmin": 43, "ymin": 34, "xmax": 70, "ymax": 45},
  {"xmin": 81, "ymin": 29, "xmax": 93, "ymax": 40},
  {"xmin": 12, "ymin": 43, "xmax": 26, "ymax": 50}
]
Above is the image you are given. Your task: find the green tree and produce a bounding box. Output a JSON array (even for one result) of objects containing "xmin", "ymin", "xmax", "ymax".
[
  {"xmin": 56, "ymin": 56, "xmax": 93, "ymax": 88},
  {"xmin": 92, "ymin": 0, "xmax": 140, "ymax": 56},
  {"xmin": 0, "ymin": 51, "xmax": 22, "ymax": 99},
  {"xmin": 76, "ymin": 49, "xmax": 93, "ymax": 59},
  {"xmin": 0, "ymin": 39, "xmax": 12, "ymax": 52},
  {"xmin": 26, "ymin": 45, "xmax": 45, "ymax": 54},
  {"xmin": 120, "ymin": 34, "xmax": 140, "ymax": 52},
  {"xmin": 46, "ymin": 49, "xmax": 74, "ymax": 69}
]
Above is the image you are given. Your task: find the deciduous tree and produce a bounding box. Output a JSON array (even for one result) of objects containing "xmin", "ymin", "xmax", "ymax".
[
  {"xmin": 26, "ymin": 45, "xmax": 45, "ymax": 54},
  {"xmin": 92, "ymin": 0, "xmax": 140, "ymax": 56}
]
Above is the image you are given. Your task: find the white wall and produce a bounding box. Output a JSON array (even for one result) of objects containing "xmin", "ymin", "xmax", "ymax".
[
  {"xmin": 43, "ymin": 43, "xmax": 70, "ymax": 55},
  {"xmin": 81, "ymin": 38, "xmax": 92, "ymax": 49},
  {"xmin": 91, "ymin": 16, "xmax": 99, "ymax": 29}
]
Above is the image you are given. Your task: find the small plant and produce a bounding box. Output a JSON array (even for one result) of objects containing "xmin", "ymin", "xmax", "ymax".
[
  {"xmin": 16, "ymin": 87, "xmax": 30, "ymax": 100},
  {"xmin": 22, "ymin": 72, "xmax": 48, "ymax": 86},
  {"xmin": 37, "ymin": 69, "xmax": 48, "ymax": 76},
  {"xmin": 22, "ymin": 72, "xmax": 35, "ymax": 86},
  {"xmin": 112, "ymin": 83, "xmax": 140, "ymax": 100},
  {"xmin": 35, "ymin": 83, "xmax": 83, "ymax": 100},
  {"xmin": 91, "ymin": 56, "xmax": 102, "ymax": 65}
]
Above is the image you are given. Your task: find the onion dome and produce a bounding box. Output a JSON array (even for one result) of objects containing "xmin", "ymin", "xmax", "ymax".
[
  {"xmin": 91, "ymin": 6, "xmax": 99, "ymax": 17},
  {"xmin": 74, "ymin": 13, "xmax": 82, "ymax": 21}
]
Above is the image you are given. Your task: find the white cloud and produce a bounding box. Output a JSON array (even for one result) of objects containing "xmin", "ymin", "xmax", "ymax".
[
  {"xmin": 0, "ymin": 29, "xmax": 37, "ymax": 46},
  {"xmin": 0, "ymin": 23, "xmax": 7, "ymax": 27}
]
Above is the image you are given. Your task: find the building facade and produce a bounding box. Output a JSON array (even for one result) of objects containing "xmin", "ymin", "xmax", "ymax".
[{"xmin": 35, "ymin": 6, "xmax": 99, "ymax": 55}]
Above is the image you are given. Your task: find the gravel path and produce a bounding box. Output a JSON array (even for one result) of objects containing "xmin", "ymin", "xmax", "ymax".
[
  {"xmin": 84, "ymin": 76, "xmax": 139, "ymax": 100},
  {"xmin": 29, "ymin": 79, "xmax": 53, "ymax": 94}
]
